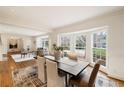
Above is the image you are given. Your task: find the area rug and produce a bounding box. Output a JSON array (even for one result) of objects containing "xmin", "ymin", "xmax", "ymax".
[
  {"xmin": 11, "ymin": 54, "xmax": 35, "ymax": 62},
  {"xmin": 95, "ymin": 76, "xmax": 118, "ymax": 87},
  {"xmin": 12, "ymin": 65, "xmax": 46, "ymax": 87}
]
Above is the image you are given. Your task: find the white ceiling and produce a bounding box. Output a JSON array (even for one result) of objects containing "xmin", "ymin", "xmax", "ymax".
[
  {"xmin": 0, "ymin": 6, "xmax": 123, "ymax": 36},
  {"xmin": 0, "ymin": 24, "xmax": 46, "ymax": 36}
]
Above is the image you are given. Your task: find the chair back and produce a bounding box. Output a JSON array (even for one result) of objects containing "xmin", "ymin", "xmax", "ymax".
[
  {"xmin": 37, "ymin": 56, "xmax": 46, "ymax": 83},
  {"xmin": 88, "ymin": 60, "xmax": 102, "ymax": 87},
  {"xmin": 46, "ymin": 59, "xmax": 58, "ymax": 87}
]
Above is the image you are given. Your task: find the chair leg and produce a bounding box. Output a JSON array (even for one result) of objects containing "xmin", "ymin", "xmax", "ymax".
[
  {"xmin": 69, "ymin": 84, "xmax": 73, "ymax": 87},
  {"xmin": 69, "ymin": 82, "xmax": 74, "ymax": 87},
  {"xmin": 71, "ymin": 84, "xmax": 74, "ymax": 87},
  {"xmin": 93, "ymin": 84, "xmax": 95, "ymax": 87}
]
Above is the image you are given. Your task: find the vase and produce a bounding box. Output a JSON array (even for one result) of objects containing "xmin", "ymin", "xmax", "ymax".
[{"xmin": 54, "ymin": 50, "xmax": 61, "ymax": 60}]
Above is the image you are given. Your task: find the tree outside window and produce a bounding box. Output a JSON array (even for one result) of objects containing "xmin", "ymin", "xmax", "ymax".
[{"xmin": 60, "ymin": 35, "xmax": 70, "ymax": 50}]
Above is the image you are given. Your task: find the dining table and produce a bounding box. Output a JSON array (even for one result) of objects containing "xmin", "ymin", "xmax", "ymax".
[{"xmin": 44, "ymin": 55, "xmax": 90, "ymax": 87}]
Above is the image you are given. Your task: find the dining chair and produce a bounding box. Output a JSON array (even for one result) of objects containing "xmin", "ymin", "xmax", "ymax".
[
  {"xmin": 69, "ymin": 59, "xmax": 103, "ymax": 87},
  {"xmin": 46, "ymin": 59, "xmax": 65, "ymax": 87},
  {"xmin": 37, "ymin": 56, "xmax": 47, "ymax": 84}
]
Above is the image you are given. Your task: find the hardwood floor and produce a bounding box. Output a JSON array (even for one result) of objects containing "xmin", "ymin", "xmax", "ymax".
[
  {"xmin": 0, "ymin": 61, "xmax": 12, "ymax": 87},
  {"xmin": 0, "ymin": 54, "xmax": 124, "ymax": 87},
  {"xmin": 0, "ymin": 55, "xmax": 36, "ymax": 87}
]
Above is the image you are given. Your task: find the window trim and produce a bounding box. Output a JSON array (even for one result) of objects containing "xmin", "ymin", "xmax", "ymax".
[
  {"xmin": 58, "ymin": 32, "xmax": 87, "ymax": 59},
  {"xmin": 58, "ymin": 32, "xmax": 86, "ymax": 52},
  {"xmin": 90, "ymin": 28, "xmax": 108, "ymax": 73},
  {"xmin": 36, "ymin": 35, "xmax": 49, "ymax": 49}
]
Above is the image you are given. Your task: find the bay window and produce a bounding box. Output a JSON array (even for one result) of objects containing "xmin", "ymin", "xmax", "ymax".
[{"xmin": 58, "ymin": 32, "xmax": 86, "ymax": 58}]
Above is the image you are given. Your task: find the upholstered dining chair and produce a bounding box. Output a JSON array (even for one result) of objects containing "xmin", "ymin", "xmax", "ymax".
[
  {"xmin": 69, "ymin": 60, "xmax": 103, "ymax": 87},
  {"xmin": 37, "ymin": 56, "xmax": 47, "ymax": 84},
  {"xmin": 46, "ymin": 59, "xmax": 65, "ymax": 87}
]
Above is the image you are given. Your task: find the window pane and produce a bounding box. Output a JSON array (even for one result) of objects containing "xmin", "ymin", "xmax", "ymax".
[
  {"xmin": 75, "ymin": 35, "xmax": 86, "ymax": 58},
  {"xmin": 60, "ymin": 35, "xmax": 70, "ymax": 50},
  {"xmin": 59, "ymin": 33, "xmax": 86, "ymax": 59},
  {"xmin": 36, "ymin": 36, "xmax": 49, "ymax": 49},
  {"xmin": 45, "ymin": 41, "xmax": 49, "ymax": 48},
  {"xmin": 92, "ymin": 31, "xmax": 107, "ymax": 66},
  {"xmin": 75, "ymin": 35, "xmax": 86, "ymax": 50}
]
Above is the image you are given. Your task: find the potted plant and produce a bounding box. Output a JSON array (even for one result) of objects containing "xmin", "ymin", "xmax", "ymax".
[{"xmin": 53, "ymin": 44, "xmax": 63, "ymax": 60}]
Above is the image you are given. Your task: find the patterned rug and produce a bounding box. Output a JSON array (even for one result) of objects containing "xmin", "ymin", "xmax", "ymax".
[
  {"xmin": 12, "ymin": 65, "xmax": 46, "ymax": 87},
  {"xmin": 95, "ymin": 76, "xmax": 118, "ymax": 87},
  {"xmin": 12, "ymin": 65, "xmax": 118, "ymax": 87}
]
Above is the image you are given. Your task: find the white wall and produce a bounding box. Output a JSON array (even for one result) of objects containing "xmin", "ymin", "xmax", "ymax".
[
  {"xmin": 31, "ymin": 37, "xmax": 37, "ymax": 51},
  {"xmin": 49, "ymin": 10, "xmax": 124, "ymax": 81}
]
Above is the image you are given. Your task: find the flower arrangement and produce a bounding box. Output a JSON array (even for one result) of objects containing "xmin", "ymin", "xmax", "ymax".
[
  {"xmin": 52, "ymin": 44, "xmax": 63, "ymax": 51},
  {"xmin": 52, "ymin": 43, "xmax": 63, "ymax": 60}
]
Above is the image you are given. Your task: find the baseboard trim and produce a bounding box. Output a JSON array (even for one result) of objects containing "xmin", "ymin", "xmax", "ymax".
[
  {"xmin": 107, "ymin": 73, "xmax": 124, "ymax": 81},
  {"xmin": 90, "ymin": 63, "xmax": 107, "ymax": 73}
]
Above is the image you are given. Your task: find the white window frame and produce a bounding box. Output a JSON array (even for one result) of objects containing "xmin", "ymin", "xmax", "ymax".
[
  {"xmin": 74, "ymin": 34, "xmax": 86, "ymax": 51},
  {"xmin": 36, "ymin": 35, "xmax": 49, "ymax": 49},
  {"xmin": 90, "ymin": 27, "xmax": 108, "ymax": 73},
  {"xmin": 58, "ymin": 32, "xmax": 73, "ymax": 51},
  {"xmin": 58, "ymin": 32, "xmax": 87, "ymax": 59}
]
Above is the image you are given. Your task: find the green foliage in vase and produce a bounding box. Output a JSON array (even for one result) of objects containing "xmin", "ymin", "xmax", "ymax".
[{"xmin": 52, "ymin": 43, "xmax": 63, "ymax": 51}]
